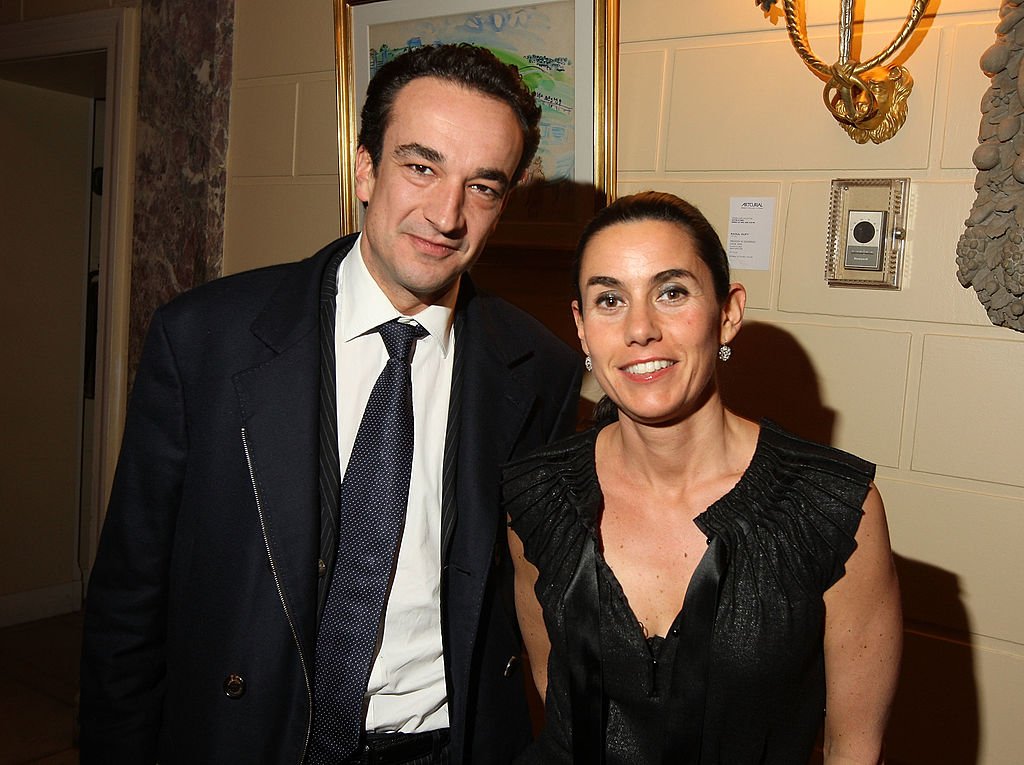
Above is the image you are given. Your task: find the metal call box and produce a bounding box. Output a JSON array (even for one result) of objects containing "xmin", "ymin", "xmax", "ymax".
[{"xmin": 826, "ymin": 178, "xmax": 909, "ymax": 289}]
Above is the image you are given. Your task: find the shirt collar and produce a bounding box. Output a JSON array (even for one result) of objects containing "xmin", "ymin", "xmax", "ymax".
[{"xmin": 337, "ymin": 234, "xmax": 455, "ymax": 356}]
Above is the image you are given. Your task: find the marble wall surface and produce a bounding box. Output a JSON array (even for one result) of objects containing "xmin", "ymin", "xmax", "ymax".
[{"xmin": 128, "ymin": 0, "xmax": 234, "ymax": 383}]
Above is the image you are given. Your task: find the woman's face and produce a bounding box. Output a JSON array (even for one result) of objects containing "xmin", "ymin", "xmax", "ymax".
[{"xmin": 573, "ymin": 218, "xmax": 745, "ymax": 426}]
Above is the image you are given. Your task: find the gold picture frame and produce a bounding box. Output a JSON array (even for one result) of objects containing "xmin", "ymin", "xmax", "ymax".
[{"xmin": 333, "ymin": 0, "xmax": 617, "ymax": 246}]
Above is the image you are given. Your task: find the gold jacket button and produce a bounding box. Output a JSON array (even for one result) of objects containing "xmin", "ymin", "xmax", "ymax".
[{"xmin": 223, "ymin": 673, "xmax": 246, "ymax": 698}]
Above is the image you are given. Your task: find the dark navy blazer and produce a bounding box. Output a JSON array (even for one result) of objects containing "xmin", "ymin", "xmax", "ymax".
[{"xmin": 80, "ymin": 235, "xmax": 582, "ymax": 764}]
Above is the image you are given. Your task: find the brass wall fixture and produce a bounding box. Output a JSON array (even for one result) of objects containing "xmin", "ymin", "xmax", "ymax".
[{"xmin": 758, "ymin": 0, "xmax": 930, "ymax": 144}]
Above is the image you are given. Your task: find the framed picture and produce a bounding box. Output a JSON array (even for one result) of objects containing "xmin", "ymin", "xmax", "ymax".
[{"xmin": 333, "ymin": 0, "xmax": 617, "ymax": 247}]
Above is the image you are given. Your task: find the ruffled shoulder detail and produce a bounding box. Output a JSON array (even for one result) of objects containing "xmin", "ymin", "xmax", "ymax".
[
  {"xmin": 503, "ymin": 430, "xmax": 601, "ymax": 608},
  {"xmin": 697, "ymin": 420, "xmax": 876, "ymax": 594}
]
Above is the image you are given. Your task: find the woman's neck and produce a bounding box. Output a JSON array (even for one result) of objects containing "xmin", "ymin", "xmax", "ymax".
[{"xmin": 601, "ymin": 402, "xmax": 758, "ymax": 496}]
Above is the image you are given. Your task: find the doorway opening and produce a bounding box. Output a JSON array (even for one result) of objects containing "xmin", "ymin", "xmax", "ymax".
[{"xmin": 0, "ymin": 9, "xmax": 139, "ymax": 626}]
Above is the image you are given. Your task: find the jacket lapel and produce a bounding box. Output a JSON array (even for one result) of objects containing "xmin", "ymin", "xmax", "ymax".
[
  {"xmin": 232, "ymin": 236, "xmax": 357, "ymax": 656},
  {"xmin": 451, "ymin": 278, "xmax": 537, "ymax": 570},
  {"xmin": 445, "ymin": 280, "xmax": 539, "ymax": 721}
]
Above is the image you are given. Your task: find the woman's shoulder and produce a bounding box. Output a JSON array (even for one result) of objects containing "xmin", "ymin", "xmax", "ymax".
[
  {"xmin": 699, "ymin": 420, "xmax": 877, "ymax": 588},
  {"xmin": 502, "ymin": 428, "xmax": 600, "ymax": 507},
  {"xmin": 756, "ymin": 419, "xmax": 875, "ymax": 479},
  {"xmin": 507, "ymin": 427, "xmax": 599, "ymax": 466},
  {"xmin": 502, "ymin": 429, "xmax": 601, "ymax": 589},
  {"xmin": 732, "ymin": 420, "xmax": 876, "ymax": 519}
]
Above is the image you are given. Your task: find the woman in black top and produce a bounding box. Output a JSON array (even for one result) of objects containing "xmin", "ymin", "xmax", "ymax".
[{"xmin": 504, "ymin": 192, "xmax": 901, "ymax": 764}]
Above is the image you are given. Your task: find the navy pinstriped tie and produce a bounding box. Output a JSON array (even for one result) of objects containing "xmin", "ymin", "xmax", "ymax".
[{"xmin": 309, "ymin": 319, "xmax": 428, "ymax": 763}]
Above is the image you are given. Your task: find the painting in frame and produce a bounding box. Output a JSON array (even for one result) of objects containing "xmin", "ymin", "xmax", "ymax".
[{"xmin": 333, "ymin": 0, "xmax": 617, "ymax": 248}]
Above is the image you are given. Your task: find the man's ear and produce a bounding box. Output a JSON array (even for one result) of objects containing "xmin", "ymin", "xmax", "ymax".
[{"xmin": 355, "ymin": 145, "xmax": 375, "ymax": 204}]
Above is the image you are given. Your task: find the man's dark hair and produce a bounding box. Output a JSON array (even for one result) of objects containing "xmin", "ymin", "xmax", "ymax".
[{"xmin": 358, "ymin": 43, "xmax": 542, "ymax": 184}]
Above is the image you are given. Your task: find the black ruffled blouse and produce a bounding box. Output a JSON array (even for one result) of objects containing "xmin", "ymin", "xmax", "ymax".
[{"xmin": 503, "ymin": 421, "xmax": 874, "ymax": 765}]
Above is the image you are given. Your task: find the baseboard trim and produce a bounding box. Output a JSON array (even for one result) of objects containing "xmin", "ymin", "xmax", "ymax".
[{"xmin": 0, "ymin": 582, "xmax": 82, "ymax": 628}]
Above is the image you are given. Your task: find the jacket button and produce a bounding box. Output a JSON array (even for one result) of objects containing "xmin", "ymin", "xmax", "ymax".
[
  {"xmin": 223, "ymin": 673, "xmax": 246, "ymax": 698},
  {"xmin": 503, "ymin": 655, "xmax": 519, "ymax": 677},
  {"xmin": 318, "ymin": 558, "xmax": 327, "ymax": 577}
]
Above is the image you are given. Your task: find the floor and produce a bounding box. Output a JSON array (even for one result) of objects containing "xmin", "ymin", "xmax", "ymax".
[{"xmin": 0, "ymin": 611, "xmax": 81, "ymax": 764}]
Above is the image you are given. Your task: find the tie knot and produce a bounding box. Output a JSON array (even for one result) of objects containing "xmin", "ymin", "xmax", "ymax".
[{"xmin": 377, "ymin": 319, "xmax": 427, "ymax": 362}]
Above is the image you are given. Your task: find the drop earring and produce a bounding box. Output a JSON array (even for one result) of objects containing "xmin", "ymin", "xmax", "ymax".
[
  {"xmin": 718, "ymin": 344, "xmax": 732, "ymax": 362},
  {"xmin": 584, "ymin": 355, "xmax": 593, "ymax": 372}
]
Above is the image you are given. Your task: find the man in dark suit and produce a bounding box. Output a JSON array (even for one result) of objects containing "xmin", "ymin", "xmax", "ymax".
[{"xmin": 80, "ymin": 44, "xmax": 582, "ymax": 764}]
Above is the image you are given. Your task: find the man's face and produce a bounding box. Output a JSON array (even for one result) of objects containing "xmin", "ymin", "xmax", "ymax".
[{"xmin": 356, "ymin": 76, "xmax": 525, "ymax": 314}]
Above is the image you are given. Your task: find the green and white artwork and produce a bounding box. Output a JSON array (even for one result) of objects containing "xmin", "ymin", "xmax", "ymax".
[{"xmin": 368, "ymin": 2, "xmax": 576, "ymax": 182}]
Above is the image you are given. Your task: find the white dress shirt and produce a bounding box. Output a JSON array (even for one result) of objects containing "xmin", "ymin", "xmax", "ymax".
[{"xmin": 334, "ymin": 236, "xmax": 454, "ymax": 733}]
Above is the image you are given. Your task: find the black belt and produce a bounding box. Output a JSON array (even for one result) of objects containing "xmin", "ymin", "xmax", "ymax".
[{"xmin": 343, "ymin": 729, "xmax": 450, "ymax": 765}]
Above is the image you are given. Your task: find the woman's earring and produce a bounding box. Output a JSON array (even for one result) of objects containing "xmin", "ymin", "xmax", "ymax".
[
  {"xmin": 584, "ymin": 355, "xmax": 593, "ymax": 372},
  {"xmin": 718, "ymin": 344, "xmax": 732, "ymax": 362}
]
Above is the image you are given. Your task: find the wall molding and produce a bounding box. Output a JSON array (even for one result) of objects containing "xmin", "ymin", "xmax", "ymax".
[{"xmin": 0, "ymin": 583, "xmax": 82, "ymax": 629}]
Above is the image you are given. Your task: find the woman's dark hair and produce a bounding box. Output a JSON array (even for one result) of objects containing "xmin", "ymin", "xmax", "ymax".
[
  {"xmin": 358, "ymin": 44, "xmax": 542, "ymax": 184},
  {"xmin": 574, "ymin": 192, "xmax": 732, "ymax": 425},
  {"xmin": 573, "ymin": 191, "xmax": 731, "ymax": 310}
]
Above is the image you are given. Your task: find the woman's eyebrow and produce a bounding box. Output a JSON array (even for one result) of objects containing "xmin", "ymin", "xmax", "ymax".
[
  {"xmin": 585, "ymin": 269, "xmax": 698, "ymax": 290},
  {"xmin": 585, "ymin": 275, "xmax": 622, "ymax": 289},
  {"xmin": 651, "ymin": 268, "xmax": 696, "ymax": 285}
]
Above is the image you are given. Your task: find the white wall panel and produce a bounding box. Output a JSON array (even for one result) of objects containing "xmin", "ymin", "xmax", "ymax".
[
  {"xmin": 942, "ymin": 18, "xmax": 1003, "ymax": 169},
  {"xmin": 881, "ymin": 477, "xmax": 1024, "ymax": 643},
  {"xmin": 296, "ymin": 76, "xmax": 340, "ymax": 177},
  {"xmin": 233, "ymin": 0, "xmax": 335, "ymax": 80},
  {"xmin": 224, "ymin": 181, "xmax": 341, "ymax": 274},
  {"xmin": 781, "ymin": 323, "xmax": 910, "ymax": 466},
  {"xmin": 665, "ymin": 29, "xmax": 940, "ymax": 172},
  {"xmin": 617, "ymin": 48, "xmax": 665, "ymax": 172},
  {"xmin": 914, "ymin": 334, "xmax": 1024, "ymax": 487},
  {"xmin": 228, "ymin": 82, "xmax": 297, "ymax": 177},
  {"xmin": 887, "ymin": 631, "xmax": 1024, "ymax": 765}
]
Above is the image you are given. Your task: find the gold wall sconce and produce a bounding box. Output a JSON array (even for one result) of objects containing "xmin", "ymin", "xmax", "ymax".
[{"xmin": 758, "ymin": 0, "xmax": 930, "ymax": 144}]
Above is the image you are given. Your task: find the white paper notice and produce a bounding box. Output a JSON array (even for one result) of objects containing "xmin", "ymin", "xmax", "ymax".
[{"xmin": 727, "ymin": 197, "xmax": 775, "ymax": 271}]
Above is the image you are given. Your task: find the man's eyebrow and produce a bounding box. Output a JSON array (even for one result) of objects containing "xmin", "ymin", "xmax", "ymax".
[
  {"xmin": 472, "ymin": 168, "xmax": 511, "ymax": 191},
  {"xmin": 393, "ymin": 142, "xmax": 511, "ymax": 193},
  {"xmin": 393, "ymin": 142, "xmax": 444, "ymax": 165}
]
